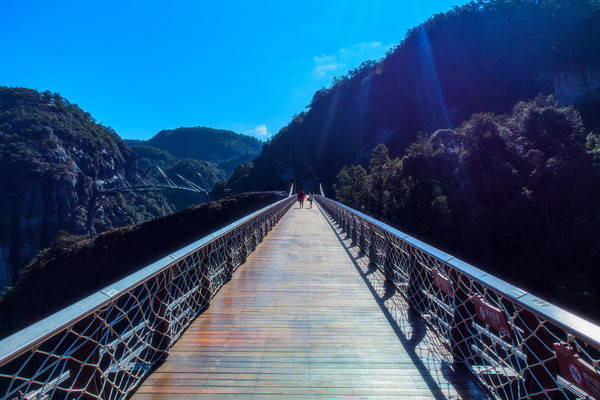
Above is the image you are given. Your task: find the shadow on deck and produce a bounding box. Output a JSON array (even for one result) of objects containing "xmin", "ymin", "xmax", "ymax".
[{"xmin": 318, "ymin": 204, "xmax": 489, "ymax": 399}]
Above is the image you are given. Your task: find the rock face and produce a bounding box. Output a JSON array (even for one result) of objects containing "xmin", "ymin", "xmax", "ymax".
[
  {"xmin": 551, "ymin": 10, "xmax": 600, "ymax": 106},
  {"xmin": 0, "ymin": 87, "xmax": 172, "ymax": 289},
  {"xmin": 553, "ymin": 70, "xmax": 600, "ymax": 107}
]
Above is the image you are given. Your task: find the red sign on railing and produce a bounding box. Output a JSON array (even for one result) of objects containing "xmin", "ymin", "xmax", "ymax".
[
  {"xmin": 432, "ymin": 269, "xmax": 454, "ymax": 298},
  {"xmin": 554, "ymin": 342, "xmax": 600, "ymax": 398},
  {"xmin": 471, "ymin": 295, "xmax": 513, "ymax": 339}
]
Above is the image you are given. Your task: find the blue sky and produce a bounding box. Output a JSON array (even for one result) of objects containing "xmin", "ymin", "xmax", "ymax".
[{"xmin": 0, "ymin": 1, "xmax": 468, "ymax": 140}]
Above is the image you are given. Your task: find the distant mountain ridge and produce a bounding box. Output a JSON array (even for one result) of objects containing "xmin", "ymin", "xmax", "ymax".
[
  {"xmin": 223, "ymin": 0, "xmax": 600, "ymax": 193},
  {"xmin": 126, "ymin": 127, "xmax": 263, "ymax": 175}
]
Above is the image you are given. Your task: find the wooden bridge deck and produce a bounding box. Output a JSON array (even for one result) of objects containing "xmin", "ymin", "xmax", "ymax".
[{"xmin": 132, "ymin": 203, "xmax": 488, "ymax": 399}]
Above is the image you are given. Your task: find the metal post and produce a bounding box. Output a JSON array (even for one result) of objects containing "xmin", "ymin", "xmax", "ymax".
[
  {"xmin": 225, "ymin": 237, "xmax": 234, "ymax": 283},
  {"xmin": 449, "ymin": 271, "xmax": 475, "ymax": 363},
  {"xmin": 67, "ymin": 315, "xmax": 104, "ymax": 400},
  {"xmin": 358, "ymin": 221, "xmax": 367, "ymax": 253},
  {"xmin": 240, "ymin": 229, "xmax": 248, "ymax": 263},
  {"xmin": 151, "ymin": 270, "xmax": 173, "ymax": 361},
  {"xmin": 406, "ymin": 248, "xmax": 422, "ymax": 307},
  {"xmin": 368, "ymin": 227, "xmax": 378, "ymax": 266},
  {"xmin": 383, "ymin": 241, "xmax": 396, "ymax": 282},
  {"xmin": 520, "ymin": 309, "xmax": 559, "ymax": 398},
  {"xmin": 199, "ymin": 244, "xmax": 213, "ymax": 308}
]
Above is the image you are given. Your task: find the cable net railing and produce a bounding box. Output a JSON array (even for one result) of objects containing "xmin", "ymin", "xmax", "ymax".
[
  {"xmin": 316, "ymin": 195, "xmax": 600, "ymax": 400},
  {"xmin": 0, "ymin": 195, "xmax": 295, "ymax": 400}
]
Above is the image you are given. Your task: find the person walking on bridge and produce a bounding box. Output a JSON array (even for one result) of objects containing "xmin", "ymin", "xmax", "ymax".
[
  {"xmin": 297, "ymin": 190, "xmax": 306, "ymax": 208},
  {"xmin": 308, "ymin": 191, "xmax": 314, "ymax": 208}
]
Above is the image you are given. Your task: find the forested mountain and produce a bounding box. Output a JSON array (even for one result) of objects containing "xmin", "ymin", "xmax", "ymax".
[
  {"xmin": 224, "ymin": 0, "xmax": 600, "ymax": 193},
  {"xmin": 0, "ymin": 87, "xmax": 174, "ymax": 291},
  {"xmin": 336, "ymin": 96, "xmax": 600, "ymax": 320},
  {"xmin": 127, "ymin": 127, "xmax": 263, "ymax": 176}
]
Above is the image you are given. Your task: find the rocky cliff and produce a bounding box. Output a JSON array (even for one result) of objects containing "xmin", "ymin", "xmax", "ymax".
[
  {"xmin": 0, "ymin": 87, "xmax": 172, "ymax": 289},
  {"xmin": 551, "ymin": 10, "xmax": 600, "ymax": 107}
]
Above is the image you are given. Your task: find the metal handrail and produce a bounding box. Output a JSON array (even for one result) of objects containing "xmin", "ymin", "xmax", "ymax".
[
  {"xmin": 316, "ymin": 195, "xmax": 600, "ymax": 400},
  {"xmin": 0, "ymin": 191, "xmax": 295, "ymax": 400}
]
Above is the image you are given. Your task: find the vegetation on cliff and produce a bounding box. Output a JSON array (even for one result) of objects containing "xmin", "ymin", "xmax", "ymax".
[
  {"xmin": 223, "ymin": 0, "xmax": 599, "ymax": 193},
  {"xmin": 0, "ymin": 191, "xmax": 286, "ymax": 339},
  {"xmin": 335, "ymin": 96, "xmax": 600, "ymax": 321},
  {"xmin": 0, "ymin": 87, "xmax": 173, "ymax": 289}
]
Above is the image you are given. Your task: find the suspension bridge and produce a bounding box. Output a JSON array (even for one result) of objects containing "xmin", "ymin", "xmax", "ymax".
[
  {"xmin": 1, "ymin": 187, "xmax": 599, "ymax": 399},
  {"xmin": 100, "ymin": 165, "xmax": 212, "ymax": 194}
]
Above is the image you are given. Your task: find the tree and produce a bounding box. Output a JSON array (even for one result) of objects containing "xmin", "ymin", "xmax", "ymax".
[
  {"xmin": 369, "ymin": 144, "xmax": 395, "ymax": 217},
  {"xmin": 335, "ymin": 165, "xmax": 369, "ymax": 210},
  {"xmin": 334, "ymin": 97, "xmax": 600, "ymax": 321}
]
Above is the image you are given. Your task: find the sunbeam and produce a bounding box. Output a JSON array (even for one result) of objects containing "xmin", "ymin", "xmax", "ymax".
[{"xmin": 416, "ymin": 25, "xmax": 453, "ymax": 130}]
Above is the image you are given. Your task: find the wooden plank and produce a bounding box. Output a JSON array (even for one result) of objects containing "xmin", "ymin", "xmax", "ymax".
[{"xmin": 132, "ymin": 204, "xmax": 489, "ymax": 399}]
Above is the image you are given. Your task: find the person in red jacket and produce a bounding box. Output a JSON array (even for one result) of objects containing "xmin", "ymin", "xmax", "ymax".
[{"xmin": 297, "ymin": 190, "xmax": 306, "ymax": 208}]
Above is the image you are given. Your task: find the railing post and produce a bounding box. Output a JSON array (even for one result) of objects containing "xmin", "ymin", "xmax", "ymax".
[
  {"xmin": 383, "ymin": 241, "xmax": 396, "ymax": 282},
  {"xmin": 240, "ymin": 228, "xmax": 248, "ymax": 263},
  {"xmin": 406, "ymin": 248, "xmax": 423, "ymax": 307},
  {"xmin": 200, "ymin": 244, "xmax": 213, "ymax": 306},
  {"xmin": 251, "ymin": 224, "xmax": 258, "ymax": 250},
  {"xmin": 255, "ymin": 220, "xmax": 262, "ymax": 244},
  {"xmin": 368, "ymin": 226, "xmax": 378, "ymax": 266},
  {"xmin": 261, "ymin": 218, "xmax": 267, "ymax": 241},
  {"xmin": 336, "ymin": 205, "xmax": 344, "ymax": 229},
  {"xmin": 224, "ymin": 237, "xmax": 234, "ymax": 282},
  {"xmin": 266, "ymin": 215, "xmax": 272, "ymax": 232},
  {"xmin": 519, "ymin": 309, "xmax": 559, "ymax": 398},
  {"xmin": 66, "ymin": 315, "xmax": 105, "ymax": 400},
  {"xmin": 151, "ymin": 269, "xmax": 174, "ymax": 361},
  {"xmin": 344, "ymin": 210, "xmax": 350, "ymax": 234},
  {"xmin": 449, "ymin": 272, "xmax": 475, "ymax": 363},
  {"xmin": 359, "ymin": 222, "xmax": 365, "ymax": 252},
  {"xmin": 334, "ymin": 204, "xmax": 341, "ymax": 228},
  {"xmin": 352, "ymin": 216, "xmax": 357, "ymax": 243}
]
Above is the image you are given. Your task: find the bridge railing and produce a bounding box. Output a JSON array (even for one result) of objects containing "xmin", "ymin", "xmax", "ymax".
[
  {"xmin": 0, "ymin": 194, "xmax": 295, "ymax": 400},
  {"xmin": 316, "ymin": 195, "xmax": 600, "ymax": 400}
]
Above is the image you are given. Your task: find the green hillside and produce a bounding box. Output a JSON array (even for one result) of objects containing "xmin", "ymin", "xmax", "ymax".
[{"xmin": 128, "ymin": 126, "xmax": 263, "ymax": 176}]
